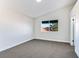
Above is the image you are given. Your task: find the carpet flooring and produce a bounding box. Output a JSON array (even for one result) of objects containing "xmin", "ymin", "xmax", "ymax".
[{"xmin": 0, "ymin": 39, "xmax": 78, "ymax": 58}]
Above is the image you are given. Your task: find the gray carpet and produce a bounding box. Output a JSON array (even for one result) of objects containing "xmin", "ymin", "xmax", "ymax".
[{"xmin": 0, "ymin": 39, "xmax": 78, "ymax": 58}]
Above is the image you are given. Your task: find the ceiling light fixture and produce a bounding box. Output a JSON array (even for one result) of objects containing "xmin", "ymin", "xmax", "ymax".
[{"xmin": 36, "ymin": 0, "xmax": 42, "ymax": 3}]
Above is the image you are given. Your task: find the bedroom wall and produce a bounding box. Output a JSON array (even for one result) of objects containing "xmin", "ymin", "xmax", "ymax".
[
  {"xmin": 71, "ymin": 0, "xmax": 79, "ymax": 57},
  {"xmin": 34, "ymin": 5, "xmax": 74, "ymax": 43},
  {"xmin": 0, "ymin": 9, "xmax": 34, "ymax": 52}
]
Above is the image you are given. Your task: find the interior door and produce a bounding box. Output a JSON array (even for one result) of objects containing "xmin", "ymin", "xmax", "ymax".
[
  {"xmin": 74, "ymin": 15, "xmax": 79, "ymax": 57},
  {"xmin": 70, "ymin": 17, "xmax": 75, "ymax": 46}
]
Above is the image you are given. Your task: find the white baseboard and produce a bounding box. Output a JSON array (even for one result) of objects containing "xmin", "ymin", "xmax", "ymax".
[
  {"xmin": 75, "ymin": 48, "xmax": 79, "ymax": 57},
  {"xmin": 0, "ymin": 37, "xmax": 70, "ymax": 52},
  {"xmin": 0, "ymin": 38, "xmax": 33, "ymax": 52},
  {"xmin": 34, "ymin": 38, "xmax": 70, "ymax": 43}
]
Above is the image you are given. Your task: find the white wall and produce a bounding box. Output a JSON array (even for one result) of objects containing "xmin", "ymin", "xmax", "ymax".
[
  {"xmin": 71, "ymin": 0, "xmax": 79, "ymax": 57},
  {"xmin": 0, "ymin": 9, "xmax": 33, "ymax": 52},
  {"xmin": 34, "ymin": 5, "xmax": 74, "ymax": 43}
]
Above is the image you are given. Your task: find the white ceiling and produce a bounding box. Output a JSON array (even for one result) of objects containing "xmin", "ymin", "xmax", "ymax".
[{"xmin": 0, "ymin": 0, "xmax": 77, "ymax": 18}]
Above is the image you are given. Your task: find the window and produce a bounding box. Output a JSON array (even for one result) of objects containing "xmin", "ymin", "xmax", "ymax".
[{"xmin": 41, "ymin": 20, "xmax": 58, "ymax": 32}]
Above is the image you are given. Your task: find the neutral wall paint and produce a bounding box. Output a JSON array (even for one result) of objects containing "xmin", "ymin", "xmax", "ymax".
[
  {"xmin": 34, "ymin": 5, "xmax": 74, "ymax": 43},
  {"xmin": 0, "ymin": 9, "xmax": 33, "ymax": 52},
  {"xmin": 71, "ymin": 0, "xmax": 79, "ymax": 57}
]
